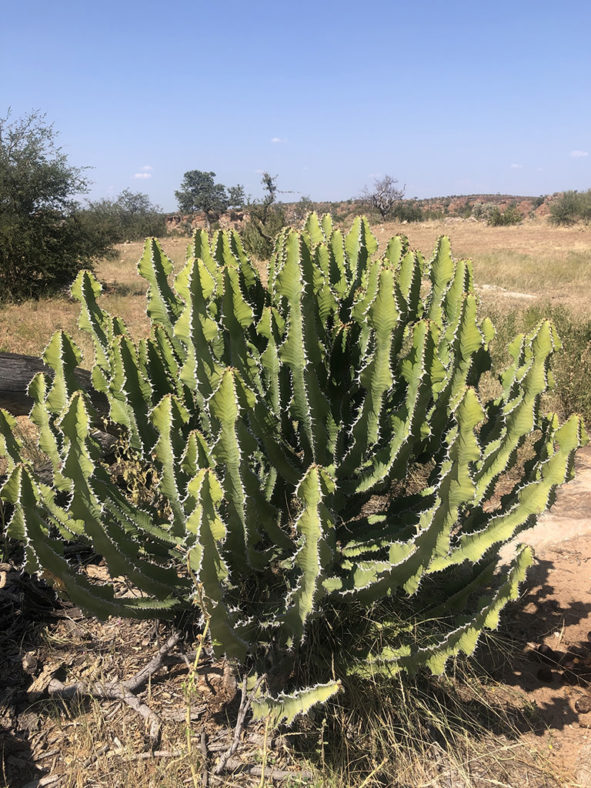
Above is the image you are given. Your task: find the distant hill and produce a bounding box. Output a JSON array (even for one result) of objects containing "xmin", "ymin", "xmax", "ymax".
[
  {"xmin": 165, "ymin": 193, "xmax": 556, "ymax": 233},
  {"xmin": 293, "ymin": 194, "xmax": 551, "ymax": 221},
  {"xmin": 412, "ymin": 193, "xmax": 549, "ymax": 218}
]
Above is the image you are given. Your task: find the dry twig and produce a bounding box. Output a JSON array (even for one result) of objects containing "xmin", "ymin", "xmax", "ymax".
[
  {"xmin": 212, "ymin": 674, "xmax": 265, "ymax": 776},
  {"xmin": 211, "ymin": 759, "xmax": 314, "ymax": 783},
  {"xmin": 25, "ymin": 630, "xmax": 183, "ymax": 747},
  {"xmin": 200, "ymin": 730, "xmax": 209, "ymax": 788}
]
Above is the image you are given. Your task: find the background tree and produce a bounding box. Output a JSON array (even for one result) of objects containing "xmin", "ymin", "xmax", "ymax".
[
  {"xmin": 227, "ymin": 184, "xmax": 246, "ymax": 210},
  {"xmin": 293, "ymin": 194, "xmax": 316, "ymax": 221},
  {"xmin": 175, "ymin": 170, "xmax": 229, "ymax": 229},
  {"xmin": 261, "ymin": 171, "xmax": 278, "ymax": 206},
  {"xmin": 0, "ymin": 110, "xmax": 114, "ymax": 301},
  {"xmin": 362, "ymin": 174, "xmax": 405, "ymax": 219}
]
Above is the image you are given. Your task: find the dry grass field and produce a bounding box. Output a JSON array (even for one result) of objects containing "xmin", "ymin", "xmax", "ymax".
[
  {"xmin": 3, "ymin": 214, "xmax": 590, "ymax": 428},
  {"xmin": 377, "ymin": 218, "xmax": 591, "ymax": 313},
  {"xmin": 0, "ymin": 237, "xmax": 189, "ymax": 360},
  {"xmin": 1, "ymin": 216, "xmax": 591, "ymax": 787},
  {"xmin": 1, "ymin": 217, "xmax": 590, "ymax": 360}
]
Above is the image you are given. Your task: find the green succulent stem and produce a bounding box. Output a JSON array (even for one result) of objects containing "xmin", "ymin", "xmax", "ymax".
[{"xmin": 1, "ymin": 218, "xmax": 586, "ymax": 726}]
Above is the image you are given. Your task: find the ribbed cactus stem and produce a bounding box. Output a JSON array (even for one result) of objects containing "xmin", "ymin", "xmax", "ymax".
[{"xmin": 0, "ymin": 218, "xmax": 586, "ymax": 724}]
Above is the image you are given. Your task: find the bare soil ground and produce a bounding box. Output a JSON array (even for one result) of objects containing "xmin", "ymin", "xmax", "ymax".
[{"xmin": 497, "ymin": 446, "xmax": 591, "ymax": 787}]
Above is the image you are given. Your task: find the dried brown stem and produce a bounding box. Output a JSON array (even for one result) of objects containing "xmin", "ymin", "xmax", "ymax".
[
  {"xmin": 200, "ymin": 730, "xmax": 209, "ymax": 788},
  {"xmin": 212, "ymin": 674, "xmax": 265, "ymax": 776},
  {"xmin": 211, "ymin": 759, "xmax": 314, "ymax": 782},
  {"xmin": 122, "ymin": 631, "xmax": 181, "ymax": 691}
]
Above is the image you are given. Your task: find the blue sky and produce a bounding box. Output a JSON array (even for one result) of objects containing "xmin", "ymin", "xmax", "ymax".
[{"xmin": 3, "ymin": 0, "xmax": 590, "ymax": 211}]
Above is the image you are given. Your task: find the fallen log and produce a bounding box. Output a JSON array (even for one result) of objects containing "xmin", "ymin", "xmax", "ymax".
[{"xmin": 0, "ymin": 352, "xmax": 107, "ymax": 416}]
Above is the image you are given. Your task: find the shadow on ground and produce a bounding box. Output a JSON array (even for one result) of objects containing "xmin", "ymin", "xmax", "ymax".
[
  {"xmin": 0, "ymin": 558, "xmax": 61, "ymax": 788},
  {"xmin": 478, "ymin": 548, "xmax": 591, "ymax": 734}
]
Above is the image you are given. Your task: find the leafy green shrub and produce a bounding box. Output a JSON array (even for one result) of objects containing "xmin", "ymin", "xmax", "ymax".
[
  {"xmin": 549, "ymin": 190, "xmax": 591, "ymax": 225},
  {"xmin": 242, "ymin": 203, "xmax": 286, "ymax": 258},
  {"xmin": 487, "ymin": 202, "xmax": 522, "ymax": 226},
  {"xmin": 81, "ymin": 190, "xmax": 166, "ymax": 244},
  {"xmin": 0, "ymin": 216, "xmax": 586, "ymax": 723},
  {"xmin": 459, "ymin": 201, "xmax": 474, "ymax": 219},
  {"xmin": 391, "ymin": 199, "xmax": 424, "ymax": 222},
  {"xmin": 242, "ymin": 172, "xmax": 286, "ymax": 259},
  {"xmin": 471, "ymin": 202, "xmax": 487, "ymax": 220}
]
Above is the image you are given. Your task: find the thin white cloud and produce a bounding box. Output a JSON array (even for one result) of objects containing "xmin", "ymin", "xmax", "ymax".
[
  {"xmin": 271, "ymin": 137, "xmax": 286, "ymax": 144},
  {"xmin": 132, "ymin": 164, "xmax": 153, "ymax": 179},
  {"xmin": 570, "ymin": 150, "xmax": 589, "ymax": 158},
  {"xmin": 510, "ymin": 163, "xmax": 523, "ymax": 169}
]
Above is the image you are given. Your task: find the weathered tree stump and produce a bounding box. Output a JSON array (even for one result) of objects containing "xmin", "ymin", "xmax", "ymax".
[{"xmin": 0, "ymin": 352, "xmax": 107, "ymax": 416}]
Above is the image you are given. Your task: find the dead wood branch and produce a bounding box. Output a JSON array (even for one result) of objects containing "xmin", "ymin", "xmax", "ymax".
[
  {"xmin": 212, "ymin": 674, "xmax": 265, "ymax": 776},
  {"xmin": 25, "ymin": 631, "xmax": 183, "ymax": 748},
  {"xmin": 211, "ymin": 759, "xmax": 314, "ymax": 782}
]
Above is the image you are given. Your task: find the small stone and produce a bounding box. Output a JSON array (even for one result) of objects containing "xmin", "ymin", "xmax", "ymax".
[
  {"xmin": 575, "ymin": 695, "xmax": 591, "ymax": 715},
  {"xmin": 21, "ymin": 652, "xmax": 38, "ymax": 675}
]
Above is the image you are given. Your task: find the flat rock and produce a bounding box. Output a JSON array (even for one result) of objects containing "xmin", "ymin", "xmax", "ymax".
[{"xmin": 500, "ymin": 445, "xmax": 591, "ymax": 560}]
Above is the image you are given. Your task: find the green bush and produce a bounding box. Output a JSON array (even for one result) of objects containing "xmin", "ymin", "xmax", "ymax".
[
  {"xmin": 242, "ymin": 203, "xmax": 286, "ymax": 258},
  {"xmin": 242, "ymin": 172, "xmax": 286, "ymax": 258},
  {"xmin": 81, "ymin": 190, "xmax": 166, "ymax": 244},
  {"xmin": 459, "ymin": 201, "xmax": 474, "ymax": 219},
  {"xmin": 549, "ymin": 190, "xmax": 591, "ymax": 225},
  {"xmin": 0, "ymin": 216, "xmax": 586, "ymax": 724},
  {"xmin": 391, "ymin": 199, "xmax": 424, "ymax": 222},
  {"xmin": 487, "ymin": 202, "xmax": 522, "ymax": 226}
]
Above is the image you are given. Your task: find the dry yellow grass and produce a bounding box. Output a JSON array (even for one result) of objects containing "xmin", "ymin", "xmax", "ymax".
[
  {"xmin": 2, "ymin": 218, "xmax": 590, "ymax": 365},
  {"xmin": 0, "ymin": 237, "xmax": 191, "ymax": 361},
  {"xmin": 376, "ymin": 218, "xmax": 591, "ymax": 313}
]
